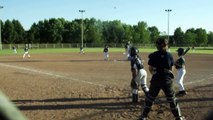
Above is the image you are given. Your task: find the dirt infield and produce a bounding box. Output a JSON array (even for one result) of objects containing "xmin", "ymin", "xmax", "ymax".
[{"xmin": 0, "ymin": 52, "xmax": 213, "ymax": 120}]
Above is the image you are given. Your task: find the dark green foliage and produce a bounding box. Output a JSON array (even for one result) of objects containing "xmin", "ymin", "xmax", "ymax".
[{"xmin": 1, "ymin": 18, "xmax": 212, "ymax": 46}]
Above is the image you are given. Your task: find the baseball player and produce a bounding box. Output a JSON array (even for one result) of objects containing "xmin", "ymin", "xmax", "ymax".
[
  {"xmin": 103, "ymin": 45, "xmax": 109, "ymax": 61},
  {"xmin": 12, "ymin": 46, "xmax": 17, "ymax": 54},
  {"xmin": 130, "ymin": 46, "xmax": 149, "ymax": 103},
  {"xmin": 79, "ymin": 46, "xmax": 85, "ymax": 54},
  {"xmin": 175, "ymin": 48, "xmax": 187, "ymax": 97},
  {"xmin": 138, "ymin": 38, "xmax": 184, "ymax": 120},
  {"xmin": 23, "ymin": 47, "xmax": 30, "ymax": 59},
  {"xmin": 124, "ymin": 41, "xmax": 131, "ymax": 60}
]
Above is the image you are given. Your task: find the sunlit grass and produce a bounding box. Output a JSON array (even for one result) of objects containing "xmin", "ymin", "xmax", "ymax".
[{"xmin": 0, "ymin": 47, "xmax": 212, "ymax": 55}]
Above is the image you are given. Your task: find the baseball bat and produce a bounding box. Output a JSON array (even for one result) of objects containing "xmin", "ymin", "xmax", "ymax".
[{"xmin": 183, "ymin": 47, "xmax": 190, "ymax": 56}]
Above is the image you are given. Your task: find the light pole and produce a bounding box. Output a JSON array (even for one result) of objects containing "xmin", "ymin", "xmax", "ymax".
[
  {"xmin": 79, "ymin": 10, "xmax": 85, "ymax": 49},
  {"xmin": 0, "ymin": 6, "xmax": 3, "ymax": 50},
  {"xmin": 165, "ymin": 9, "xmax": 172, "ymax": 42}
]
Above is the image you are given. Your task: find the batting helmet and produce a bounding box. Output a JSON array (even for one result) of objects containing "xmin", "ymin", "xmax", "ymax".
[
  {"xmin": 177, "ymin": 48, "xmax": 184, "ymax": 56},
  {"xmin": 130, "ymin": 47, "xmax": 139, "ymax": 57}
]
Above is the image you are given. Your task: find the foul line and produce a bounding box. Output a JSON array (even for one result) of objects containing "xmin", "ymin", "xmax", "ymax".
[
  {"xmin": 0, "ymin": 63, "xmax": 212, "ymax": 87},
  {"xmin": 185, "ymin": 76, "xmax": 213, "ymax": 85},
  {"xmin": 0, "ymin": 63, "xmax": 106, "ymax": 87}
]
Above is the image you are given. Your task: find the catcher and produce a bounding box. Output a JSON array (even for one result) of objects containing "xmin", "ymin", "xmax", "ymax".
[
  {"xmin": 130, "ymin": 46, "xmax": 149, "ymax": 103},
  {"xmin": 175, "ymin": 47, "xmax": 190, "ymax": 96}
]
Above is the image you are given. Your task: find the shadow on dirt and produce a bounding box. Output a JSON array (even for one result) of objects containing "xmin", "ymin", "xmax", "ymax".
[
  {"xmin": 0, "ymin": 59, "xmax": 128, "ymax": 63},
  {"xmin": 13, "ymin": 97, "xmax": 130, "ymax": 103},
  {"xmin": 0, "ymin": 59, "xmax": 105, "ymax": 63},
  {"xmin": 13, "ymin": 97, "xmax": 138, "ymax": 111},
  {"xmin": 12, "ymin": 83, "xmax": 213, "ymax": 120}
]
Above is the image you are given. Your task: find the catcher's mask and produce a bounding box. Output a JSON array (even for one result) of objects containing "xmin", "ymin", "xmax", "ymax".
[
  {"xmin": 177, "ymin": 48, "xmax": 184, "ymax": 56},
  {"xmin": 130, "ymin": 47, "xmax": 139, "ymax": 57}
]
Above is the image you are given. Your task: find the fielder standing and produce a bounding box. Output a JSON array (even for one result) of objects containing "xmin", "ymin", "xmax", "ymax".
[
  {"xmin": 79, "ymin": 46, "xmax": 85, "ymax": 54},
  {"xmin": 130, "ymin": 46, "xmax": 149, "ymax": 103},
  {"xmin": 103, "ymin": 45, "xmax": 109, "ymax": 61},
  {"xmin": 124, "ymin": 41, "xmax": 131, "ymax": 60},
  {"xmin": 175, "ymin": 48, "xmax": 187, "ymax": 96},
  {"xmin": 12, "ymin": 46, "xmax": 17, "ymax": 54}
]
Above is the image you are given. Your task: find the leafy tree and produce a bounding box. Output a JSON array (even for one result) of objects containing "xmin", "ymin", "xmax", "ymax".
[
  {"xmin": 47, "ymin": 18, "xmax": 64, "ymax": 43},
  {"xmin": 111, "ymin": 20, "xmax": 125, "ymax": 43},
  {"xmin": 102, "ymin": 20, "xmax": 125, "ymax": 44},
  {"xmin": 148, "ymin": 26, "xmax": 160, "ymax": 44},
  {"xmin": 84, "ymin": 18, "xmax": 103, "ymax": 45},
  {"xmin": 27, "ymin": 23, "xmax": 40, "ymax": 43},
  {"xmin": 12, "ymin": 20, "xmax": 25, "ymax": 43},
  {"xmin": 122, "ymin": 24, "xmax": 133, "ymax": 43},
  {"xmin": 2, "ymin": 20, "xmax": 14, "ymax": 44},
  {"xmin": 207, "ymin": 32, "xmax": 213, "ymax": 44},
  {"xmin": 2, "ymin": 19, "xmax": 25, "ymax": 44},
  {"xmin": 62, "ymin": 20, "xmax": 81, "ymax": 43},
  {"xmin": 184, "ymin": 29, "xmax": 196, "ymax": 45},
  {"xmin": 133, "ymin": 21, "xmax": 150, "ymax": 44},
  {"xmin": 173, "ymin": 27, "xmax": 184, "ymax": 45},
  {"xmin": 195, "ymin": 28, "xmax": 208, "ymax": 45},
  {"xmin": 37, "ymin": 20, "xmax": 49, "ymax": 43},
  {"xmin": 102, "ymin": 21, "xmax": 110, "ymax": 43},
  {"xmin": 2, "ymin": 17, "xmax": 212, "ymax": 46}
]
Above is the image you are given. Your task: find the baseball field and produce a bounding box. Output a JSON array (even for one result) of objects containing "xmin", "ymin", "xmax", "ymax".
[{"xmin": 0, "ymin": 48, "xmax": 212, "ymax": 120}]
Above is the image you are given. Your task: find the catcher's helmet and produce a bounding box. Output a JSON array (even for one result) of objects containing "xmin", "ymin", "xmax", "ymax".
[
  {"xmin": 177, "ymin": 48, "xmax": 184, "ymax": 56},
  {"xmin": 130, "ymin": 47, "xmax": 139, "ymax": 57}
]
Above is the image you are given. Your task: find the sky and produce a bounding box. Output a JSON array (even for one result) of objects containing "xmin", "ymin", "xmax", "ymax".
[{"xmin": 1, "ymin": 0, "xmax": 213, "ymax": 35}]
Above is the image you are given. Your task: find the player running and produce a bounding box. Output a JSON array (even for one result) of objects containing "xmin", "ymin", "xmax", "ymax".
[
  {"xmin": 130, "ymin": 46, "xmax": 149, "ymax": 103},
  {"xmin": 23, "ymin": 47, "xmax": 30, "ymax": 59}
]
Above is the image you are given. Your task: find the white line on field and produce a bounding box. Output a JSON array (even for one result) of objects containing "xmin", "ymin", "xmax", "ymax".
[
  {"xmin": 1, "ymin": 63, "xmax": 212, "ymax": 87},
  {"xmin": 0, "ymin": 63, "xmax": 106, "ymax": 87},
  {"xmin": 185, "ymin": 76, "xmax": 213, "ymax": 85}
]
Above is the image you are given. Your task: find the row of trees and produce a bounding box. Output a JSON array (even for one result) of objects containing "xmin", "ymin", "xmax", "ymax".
[{"xmin": 1, "ymin": 18, "xmax": 213, "ymax": 46}]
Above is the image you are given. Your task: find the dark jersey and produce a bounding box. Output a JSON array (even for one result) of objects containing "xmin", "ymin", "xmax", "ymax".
[
  {"xmin": 103, "ymin": 47, "xmax": 109, "ymax": 52},
  {"xmin": 125, "ymin": 43, "xmax": 129, "ymax": 49},
  {"xmin": 24, "ymin": 48, "xmax": 28, "ymax": 52},
  {"xmin": 175, "ymin": 57, "xmax": 185, "ymax": 69},
  {"xmin": 148, "ymin": 50, "xmax": 174, "ymax": 82},
  {"xmin": 131, "ymin": 56, "xmax": 144, "ymax": 71}
]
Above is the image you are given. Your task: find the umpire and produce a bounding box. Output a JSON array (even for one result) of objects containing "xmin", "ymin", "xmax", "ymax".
[{"xmin": 138, "ymin": 38, "xmax": 184, "ymax": 120}]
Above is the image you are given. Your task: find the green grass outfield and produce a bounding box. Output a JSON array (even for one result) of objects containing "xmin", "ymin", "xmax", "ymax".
[{"xmin": 0, "ymin": 47, "xmax": 213, "ymax": 55}]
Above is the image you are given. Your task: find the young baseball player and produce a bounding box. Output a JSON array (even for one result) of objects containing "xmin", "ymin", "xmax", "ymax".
[
  {"xmin": 130, "ymin": 46, "xmax": 149, "ymax": 103},
  {"xmin": 23, "ymin": 47, "xmax": 30, "ymax": 59},
  {"xmin": 139, "ymin": 38, "xmax": 184, "ymax": 120},
  {"xmin": 103, "ymin": 45, "xmax": 109, "ymax": 61},
  {"xmin": 124, "ymin": 41, "xmax": 131, "ymax": 60},
  {"xmin": 12, "ymin": 46, "xmax": 17, "ymax": 54},
  {"xmin": 175, "ymin": 48, "xmax": 187, "ymax": 97},
  {"xmin": 79, "ymin": 46, "xmax": 85, "ymax": 54}
]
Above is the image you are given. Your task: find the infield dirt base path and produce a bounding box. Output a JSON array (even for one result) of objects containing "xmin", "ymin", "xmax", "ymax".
[{"xmin": 0, "ymin": 52, "xmax": 212, "ymax": 120}]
